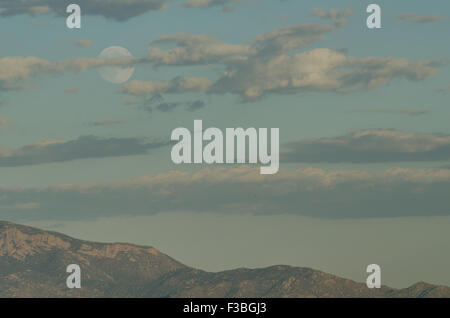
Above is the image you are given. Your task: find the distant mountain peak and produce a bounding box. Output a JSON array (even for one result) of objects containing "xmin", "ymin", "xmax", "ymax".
[{"xmin": 0, "ymin": 220, "xmax": 449, "ymax": 298}]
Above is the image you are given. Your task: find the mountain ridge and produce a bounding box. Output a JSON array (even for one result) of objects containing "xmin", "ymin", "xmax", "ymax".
[{"xmin": 0, "ymin": 220, "xmax": 449, "ymax": 298}]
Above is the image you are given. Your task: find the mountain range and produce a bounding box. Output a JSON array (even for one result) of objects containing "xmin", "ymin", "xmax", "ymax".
[{"xmin": 0, "ymin": 220, "xmax": 449, "ymax": 298}]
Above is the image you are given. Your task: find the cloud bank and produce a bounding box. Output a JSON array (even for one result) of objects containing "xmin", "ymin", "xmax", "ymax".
[
  {"xmin": 0, "ymin": 135, "xmax": 168, "ymax": 167},
  {"xmin": 1, "ymin": 166, "xmax": 450, "ymax": 221},
  {"xmin": 283, "ymin": 130, "xmax": 450, "ymax": 163}
]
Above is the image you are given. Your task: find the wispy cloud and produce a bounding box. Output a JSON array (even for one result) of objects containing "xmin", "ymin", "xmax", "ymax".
[
  {"xmin": 148, "ymin": 33, "xmax": 254, "ymax": 66},
  {"xmin": 398, "ymin": 13, "xmax": 444, "ymax": 23},
  {"xmin": 183, "ymin": 0, "xmax": 237, "ymax": 9},
  {"xmin": 313, "ymin": 8, "xmax": 353, "ymax": 27},
  {"xmin": 0, "ymin": 0, "xmax": 168, "ymax": 21},
  {"xmin": 64, "ymin": 86, "xmax": 80, "ymax": 94},
  {"xmin": 0, "ymin": 135, "xmax": 168, "ymax": 167},
  {"xmin": 283, "ymin": 129, "xmax": 450, "ymax": 163},
  {"xmin": 0, "ymin": 55, "xmax": 140, "ymax": 92},
  {"xmin": 87, "ymin": 119, "xmax": 125, "ymax": 127},
  {"xmin": 2, "ymin": 19, "xmax": 445, "ymax": 103},
  {"xmin": 0, "ymin": 202, "xmax": 39, "ymax": 211},
  {"xmin": 352, "ymin": 109, "xmax": 429, "ymax": 116},
  {"xmin": 141, "ymin": 22, "xmax": 444, "ymax": 101},
  {"xmin": 186, "ymin": 100, "xmax": 206, "ymax": 111},
  {"xmin": 0, "ymin": 116, "xmax": 10, "ymax": 127},
  {"xmin": 134, "ymin": 93, "xmax": 206, "ymax": 113},
  {"xmin": 75, "ymin": 39, "xmax": 93, "ymax": 48},
  {"xmin": 122, "ymin": 76, "xmax": 211, "ymax": 95},
  {"xmin": 209, "ymin": 49, "xmax": 441, "ymax": 101},
  {"xmin": 437, "ymin": 85, "xmax": 450, "ymax": 93}
]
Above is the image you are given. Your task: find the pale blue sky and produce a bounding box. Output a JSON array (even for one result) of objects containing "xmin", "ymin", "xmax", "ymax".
[
  {"xmin": 1, "ymin": 0, "xmax": 449, "ymax": 185},
  {"xmin": 1, "ymin": 0, "xmax": 449, "ymax": 287}
]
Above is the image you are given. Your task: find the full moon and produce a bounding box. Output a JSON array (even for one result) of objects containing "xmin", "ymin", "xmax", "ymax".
[{"xmin": 98, "ymin": 46, "xmax": 135, "ymax": 84}]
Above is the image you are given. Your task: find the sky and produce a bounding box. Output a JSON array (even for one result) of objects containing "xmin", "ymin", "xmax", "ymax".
[{"xmin": 0, "ymin": 0, "xmax": 449, "ymax": 288}]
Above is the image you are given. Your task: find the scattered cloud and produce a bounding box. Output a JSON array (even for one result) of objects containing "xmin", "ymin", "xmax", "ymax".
[
  {"xmin": 1, "ymin": 19, "xmax": 444, "ymax": 102},
  {"xmin": 437, "ymin": 85, "xmax": 450, "ymax": 93},
  {"xmin": 282, "ymin": 129, "xmax": 450, "ymax": 163},
  {"xmin": 136, "ymin": 95, "xmax": 206, "ymax": 113},
  {"xmin": 147, "ymin": 15, "xmax": 345, "ymax": 65},
  {"xmin": 0, "ymin": 116, "xmax": 10, "ymax": 127},
  {"xmin": 148, "ymin": 33, "xmax": 254, "ymax": 66},
  {"xmin": 122, "ymin": 76, "xmax": 211, "ymax": 95},
  {"xmin": 398, "ymin": 13, "xmax": 444, "ymax": 23},
  {"xmin": 209, "ymin": 48, "xmax": 440, "ymax": 101},
  {"xmin": 0, "ymin": 55, "xmax": 139, "ymax": 91},
  {"xmin": 156, "ymin": 102, "xmax": 182, "ymax": 112},
  {"xmin": 186, "ymin": 99, "xmax": 206, "ymax": 111},
  {"xmin": 146, "ymin": 24, "xmax": 336, "ymax": 66},
  {"xmin": 55, "ymin": 56, "xmax": 139, "ymax": 73},
  {"xmin": 183, "ymin": 0, "xmax": 236, "ymax": 9},
  {"xmin": 64, "ymin": 86, "xmax": 80, "ymax": 94},
  {"xmin": 221, "ymin": 5, "xmax": 235, "ymax": 13},
  {"xmin": 153, "ymin": 99, "xmax": 206, "ymax": 112},
  {"xmin": 2, "ymin": 166, "xmax": 450, "ymax": 221},
  {"xmin": 88, "ymin": 119, "xmax": 124, "ymax": 127},
  {"xmin": 0, "ymin": 56, "xmax": 53, "ymax": 90},
  {"xmin": 0, "ymin": 135, "xmax": 169, "ymax": 167},
  {"xmin": 0, "ymin": 0, "xmax": 168, "ymax": 21},
  {"xmin": 0, "ymin": 202, "xmax": 39, "ymax": 211},
  {"xmin": 396, "ymin": 110, "xmax": 429, "ymax": 116},
  {"xmin": 141, "ymin": 93, "xmax": 164, "ymax": 105},
  {"xmin": 122, "ymin": 97, "xmax": 139, "ymax": 105},
  {"xmin": 144, "ymin": 21, "xmax": 443, "ymax": 101},
  {"xmin": 75, "ymin": 39, "xmax": 93, "ymax": 47},
  {"xmin": 253, "ymin": 24, "xmax": 336, "ymax": 56},
  {"xmin": 313, "ymin": 8, "xmax": 353, "ymax": 27},
  {"xmin": 353, "ymin": 109, "xmax": 429, "ymax": 116}
]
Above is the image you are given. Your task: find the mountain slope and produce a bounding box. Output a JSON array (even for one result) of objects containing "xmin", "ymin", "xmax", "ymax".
[
  {"xmin": 0, "ymin": 221, "xmax": 449, "ymax": 298},
  {"xmin": 0, "ymin": 221, "xmax": 185, "ymax": 297}
]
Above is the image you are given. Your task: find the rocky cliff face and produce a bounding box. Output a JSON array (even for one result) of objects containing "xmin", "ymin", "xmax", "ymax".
[
  {"xmin": 0, "ymin": 221, "xmax": 185, "ymax": 297},
  {"xmin": 0, "ymin": 221, "xmax": 449, "ymax": 298}
]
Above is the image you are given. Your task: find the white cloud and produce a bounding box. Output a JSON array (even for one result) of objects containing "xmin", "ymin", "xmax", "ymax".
[
  {"xmin": 142, "ymin": 21, "xmax": 443, "ymax": 101},
  {"xmin": 0, "ymin": 55, "xmax": 139, "ymax": 91},
  {"xmin": 210, "ymin": 49, "xmax": 439, "ymax": 101},
  {"xmin": 0, "ymin": 56, "xmax": 52, "ymax": 89},
  {"xmin": 148, "ymin": 33, "xmax": 254, "ymax": 66}
]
